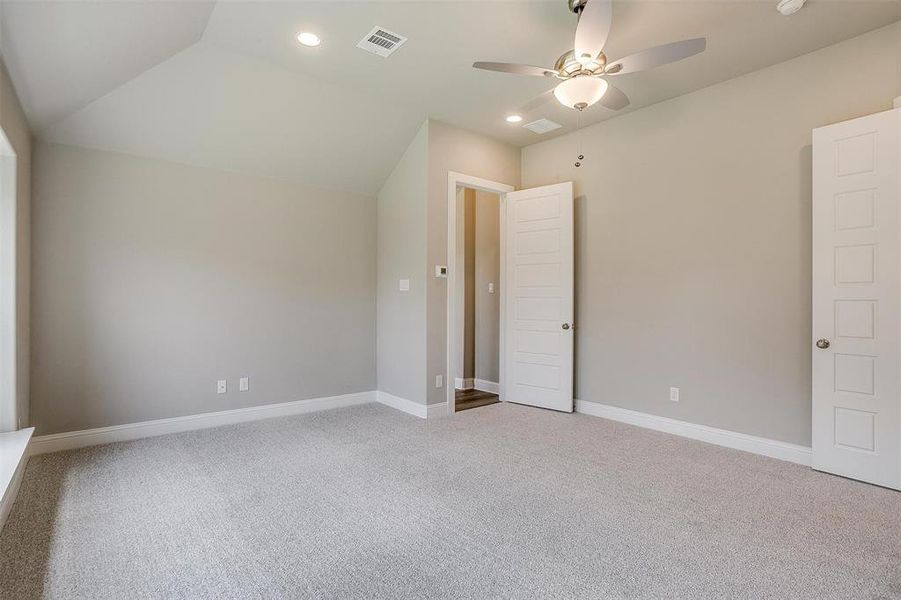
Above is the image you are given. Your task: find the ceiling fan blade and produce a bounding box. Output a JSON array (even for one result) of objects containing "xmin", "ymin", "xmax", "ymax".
[
  {"xmin": 574, "ymin": 0, "xmax": 612, "ymax": 62},
  {"xmin": 605, "ymin": 38, "xmax": 706, "ymax": 75},
  {"xmin": 472, "ymin": 62, "xmax": 556, "ymax": 77},
  {"xmin": 598, "ymin": 82, "xmax": 629, "ymax": 110},
  {"xmin": 518, "ymin": 89, "xmax": 556, "ymax": 113}
]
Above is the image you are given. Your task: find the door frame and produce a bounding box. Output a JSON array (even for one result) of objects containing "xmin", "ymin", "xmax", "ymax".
[{"xmin": 446, "ymin": 172, "xmax": 515, "ymax": 415}]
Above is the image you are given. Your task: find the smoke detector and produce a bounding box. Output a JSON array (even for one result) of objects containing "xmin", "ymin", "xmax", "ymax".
[{"xmin": 777, "ymin": 0, "xmax": 806, "ymax": 15}]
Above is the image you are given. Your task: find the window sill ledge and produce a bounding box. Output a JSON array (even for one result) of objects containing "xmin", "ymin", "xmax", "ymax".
[{"xmin": 0, "ymin": 427, "xmax": 33, "ymax": 531}]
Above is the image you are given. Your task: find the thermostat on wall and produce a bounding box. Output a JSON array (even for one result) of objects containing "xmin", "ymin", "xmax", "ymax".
[{"xmin": 435, "ymin": 265, "xmax": 448, "ymax": 278}]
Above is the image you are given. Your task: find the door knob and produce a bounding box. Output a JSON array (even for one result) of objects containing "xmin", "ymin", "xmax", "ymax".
[
  {"xmin": 816, "ymin": 339, "xmax": 830, "ymax": 349},
  {"xmin": 562, "ymin": 323, "xmax": 572, "ymax": 330}
]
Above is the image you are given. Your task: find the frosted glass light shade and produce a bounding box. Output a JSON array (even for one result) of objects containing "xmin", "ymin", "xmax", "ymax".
[{"xmin": 553, "ymin": 77, "xmax": 608, "ymax": 110}]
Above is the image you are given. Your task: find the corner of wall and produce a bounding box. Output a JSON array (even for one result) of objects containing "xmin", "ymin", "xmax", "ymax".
[
  {"xmin": 423, "ymin": 120, "xmax": 521, "ymax": 406},
  {"xmin": 375, "ymin": 118, "xmax": 430, "ymax": 405}
]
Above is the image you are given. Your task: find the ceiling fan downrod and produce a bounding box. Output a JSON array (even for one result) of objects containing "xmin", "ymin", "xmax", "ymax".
[{"xmin": 568, "ymin": 0, "xmax": 589, "ymax": 15}]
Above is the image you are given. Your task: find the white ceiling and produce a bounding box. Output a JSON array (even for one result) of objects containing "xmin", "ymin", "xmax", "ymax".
[
  {"xmin": 2, "ymin": 1, "xmax": 899, "ymax": 195},
  {"xmin": 0, "ymin": 1, "xmax": 216, "ymax": 131}
]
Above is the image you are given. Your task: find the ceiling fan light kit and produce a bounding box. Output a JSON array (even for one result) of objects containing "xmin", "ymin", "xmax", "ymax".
[
  {"xmin": 472, "ymin": 0, "xmax": 707, "ymax": 113},
  {"xmin": 554, "ymin": 76, "xmax": 608, "ymax": 111}
]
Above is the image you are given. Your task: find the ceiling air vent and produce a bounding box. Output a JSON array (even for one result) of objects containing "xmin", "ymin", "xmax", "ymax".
[
  {"xmin": 356, "ymin": 26, "xmax": 407, "ymax": 57},
  {"xmin": 523, "ymin": 118, "xmax": 562, "ymax": 134}
]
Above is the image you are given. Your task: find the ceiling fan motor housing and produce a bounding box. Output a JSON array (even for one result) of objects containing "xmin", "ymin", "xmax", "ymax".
[{"xmin": 554, "ymin": 49, "xmax": 607, "ymax": 78}]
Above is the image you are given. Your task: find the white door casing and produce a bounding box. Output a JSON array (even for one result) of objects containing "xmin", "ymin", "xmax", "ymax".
[
  {"xmin": 812, "ymin": 107, "xmax": 900, "ymax": 490},
  {"xmin": 446, "ymin": 173, "xmax": 515, "ymax": 415},
  {"xmin": 503, "ymin": 182, "xmax": 574, "ymax": 412}
]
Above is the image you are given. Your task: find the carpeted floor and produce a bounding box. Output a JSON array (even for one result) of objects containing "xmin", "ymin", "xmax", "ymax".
[{"xmin": 2, "ymin": 402, "xmax": 900, "ymax": 599}]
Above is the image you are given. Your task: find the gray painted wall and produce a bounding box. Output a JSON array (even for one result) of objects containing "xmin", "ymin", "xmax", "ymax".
[
  {"xmin": 376, "ymin": 122, "xmax": 428, "ymax": 403},
  {"xmin": 522, "ymin": 22, "xmax": 901, "ymax": 446},
  {"xmin": 0, "ymin": 58, "xmax": 31, "ymax": 431},
  {"xmin": 426, "ymin": 120, "xmax": 520, "ymax": 405},
  {"xmin": 474, "ymin": 190, "xmax": 500, "ymax": 384},
  {"xmin": 31, "ymin": 142, "xmax": 376, "ymax": 435}
]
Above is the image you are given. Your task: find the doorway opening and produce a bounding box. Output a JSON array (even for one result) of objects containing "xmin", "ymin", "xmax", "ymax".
[
  {"xmin": 446, "ymin": 172, "xmax": 514, "ymax": 415},
  {"xmin": 455, "ymin": 186, "xmax": 501, "ymax": 412}
]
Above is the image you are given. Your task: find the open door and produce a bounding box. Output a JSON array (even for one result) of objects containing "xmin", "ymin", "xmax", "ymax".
[
  {"xmin": 502, "ymin": 182, "xmax": 574, "ymax": 412},
  {"xmin": 812, "ymin": 108, "xmax": 900, "ymax": 490}
]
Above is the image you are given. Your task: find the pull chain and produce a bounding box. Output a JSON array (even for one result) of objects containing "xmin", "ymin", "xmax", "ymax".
[{"xmin": 574, "ymin": 110, "xmax": 585, "ymax": 168}]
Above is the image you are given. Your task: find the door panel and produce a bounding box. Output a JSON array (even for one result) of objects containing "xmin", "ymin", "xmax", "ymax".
[
  {"xmin": 503, "ymin": 182, "xmax": 574, "ymax": 412},
  {"xmin": 812, "ymin": 108, "xmax": 900, "ymax": 490}
]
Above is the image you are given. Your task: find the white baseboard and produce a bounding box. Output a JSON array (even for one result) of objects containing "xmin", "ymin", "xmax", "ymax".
[
  {"xmin": 575, "ymin": 400, "xmax": 812, "ymax": 466},
  {"xmin": 0, "ymin": 427, "xmax": 33, "ymax": 532},
  {"xmin": 30, "ymin": 391, "xmax": 376, "ymax": 455},
  {"xmin": 474, "ymin": 379, "xmax": 499, "ymax": 394},
  {"xmin": 454, "ymin": 377, "xmax": 474, "ymax": 391},
  {"xmin": 375, "ymin": 391, "xmax": 447, "ymax": 419},
  {"xmin": 427, "ymin": 401, "xmax": 449, "ymax": 418}
]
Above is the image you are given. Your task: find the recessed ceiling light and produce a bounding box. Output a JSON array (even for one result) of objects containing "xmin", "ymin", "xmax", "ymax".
[
  {"xmin": 297, "ymin": 32, "xmax": 321, "ymax": 47},
  {"xmin": 505, "ymin": 115, "xmax": 523, "ymax": 123}
]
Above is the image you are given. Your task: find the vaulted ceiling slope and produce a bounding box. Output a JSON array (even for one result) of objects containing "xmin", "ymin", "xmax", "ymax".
[
  {"xmin": 2, "ymin": 1, "xmax": 899, "ymax": 195},
  {"xmin": 0, "ymin": 1, "xmax": 216, "ymax": 132}
]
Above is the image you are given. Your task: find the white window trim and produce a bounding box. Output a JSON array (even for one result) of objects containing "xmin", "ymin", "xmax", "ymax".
[{"xmin": 0, "ymin": 128, "xmax": 17, "ymax": 433}]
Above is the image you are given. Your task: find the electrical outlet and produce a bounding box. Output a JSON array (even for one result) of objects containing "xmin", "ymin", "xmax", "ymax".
[
  {"xmin": 435, "ymin": 374, "xmax": 443, "ymax": 388},
  {"xmin": 670, "ymin": 386, "xmax": 679, "ymax": 402},
  {"xmin": 217, "ymin": 379, "xmax": 227, "ymax": 394},
  {"xmin": 239, "ymin": 377, "xmax": 249, "ymax": 392},
  {"xmin": 488, "ymin": 282, "xmax": 495, "ymax": 294}
]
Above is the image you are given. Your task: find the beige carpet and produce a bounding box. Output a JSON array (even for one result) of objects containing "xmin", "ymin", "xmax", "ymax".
[{"xmin": 2, "ymin": 402, "xmax": 900, "ymax": 599}]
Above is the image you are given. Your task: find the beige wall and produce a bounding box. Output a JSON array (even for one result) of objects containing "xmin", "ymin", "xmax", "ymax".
[
  {"xmin": 897, "ymin": 23, "xmax": 901, "ymax": 98},
  {"xmin": 32, "ymin": 142, "xmax": 376, "ymax": 435},
  {"xmin": 474, "ymin": 190, "xmax": 500, "ymax": 385},
  {"xmin": 460, "ymin": 188, "xmax": 500, "ymax": 386},
  {"xmin": 426, "ymin": 120, "xmax": 519, "ymax": 405},
  {"xmin": 462, "ymin": 188, "xmax": 476, "ymax": 380},
  {"xmin": 522, "ymin": 22, "xmax": 901, "ymax": 446},
  {"xmin": 376, "ymin": 122, "xmax": 429, "ymax": 402},
  {"xmin": 0, "ymin": 58, "xmax": 31, "ymax": 430}
]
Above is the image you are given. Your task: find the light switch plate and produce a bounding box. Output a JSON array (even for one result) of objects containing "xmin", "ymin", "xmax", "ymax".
[
  {"xmin": 399, "ymin": 279, "xmax": 410, "ymax": 291},
  {"xmin": 239, "ymin": 377, "xmax": 249, "ymax": 392},
  {"xmin": 670, "ymin": 387, "xmax": 679, "ymax": 402},
  {"xmin": 488, "ymin": 282, "xmax": 495, "ymax": 294},
  {"xmin": 436, "ymin": 374, "xmax": 443, "ymax": 388}
]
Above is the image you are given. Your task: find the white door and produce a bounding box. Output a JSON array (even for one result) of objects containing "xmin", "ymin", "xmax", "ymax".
[
  {"xmin": 502, "ymin": 182, "xmax": 574, "ymax": 412},
  {"xmin": 812, "ymin": 107, "xmax": 900, "ymax": 490}
]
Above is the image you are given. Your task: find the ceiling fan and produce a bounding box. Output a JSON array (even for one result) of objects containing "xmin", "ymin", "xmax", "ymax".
[{"xmin": 473, "ymin": 0, "xmax": 706, "ymax": 113}]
